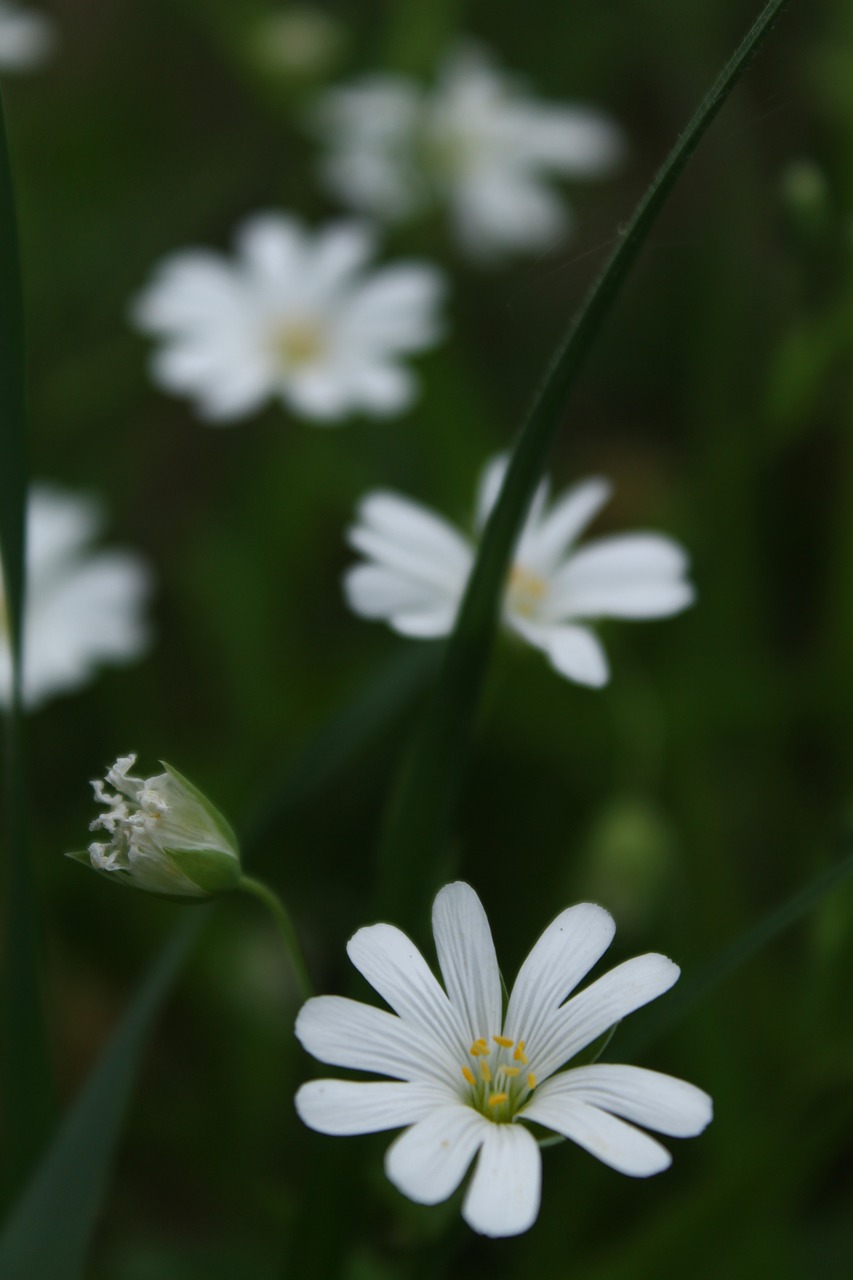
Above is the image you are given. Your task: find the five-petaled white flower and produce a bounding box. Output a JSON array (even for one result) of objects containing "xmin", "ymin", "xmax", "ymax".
[
  {"xmin": 131, "ymin": 215, "xmax": 446, "ymax": 424},
  {"xmin": 295, "ymin": 882, "xmax": 712, "ymax": 1237},
  {"xmin": 0, "ymin": 1, "xmax": 54, "ymax": 71},
  {"xmin": 313, "ymin": 43, "xmax": 623, "ymax": 260},
  {"xmin": 344, "ymin": 456, "xmax": 694, "ymax": 688},
  {"xmin": 0, "ymin": 485, "xmax": 151, "ymax": 710}
]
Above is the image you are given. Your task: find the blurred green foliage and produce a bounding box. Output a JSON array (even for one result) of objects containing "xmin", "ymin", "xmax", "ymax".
[{"xmin": 2, "ymin": 0, "xmax": 853, "ymax": 1276}]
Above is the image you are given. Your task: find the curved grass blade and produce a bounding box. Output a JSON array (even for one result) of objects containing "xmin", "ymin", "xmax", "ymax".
[
  {"xmin": 0, "ymin": 82, "xmax": 54, "ymax": 1202},
  {"xmin": 0, "ymin": 915, "xmax": 203, "ymax": 1280},
  {"xmin": 377, "ymin": 0, "xmax": 795, "ymax": 922}
]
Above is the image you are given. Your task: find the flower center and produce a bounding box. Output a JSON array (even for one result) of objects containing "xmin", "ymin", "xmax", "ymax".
[
  {"xmin": 506, "ymin": 564, "xmax": 548, "ymax": 618},
  {"xmin": 461, "ymin": 1035, "xmax": 537, "ymax": 1122},
  {"xmin": 270, "ymin": 318, "xmax": 326, "ymax": 371}
]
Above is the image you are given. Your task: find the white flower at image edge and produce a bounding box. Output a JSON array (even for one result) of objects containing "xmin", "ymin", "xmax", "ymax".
[
  {"xmin": 344, "ymin": 456, "xmax": 695, "ymax": 688},
  {"xmin": 313, "ymin": 42, "xmax": 623, "ymax": 260},
  {"xmin": 131, "ymin": 215, "xmax": 446, "ymax": 424},
  {"xmin": 0, "ymin": 485, "xmax": 151, "ymax": 710},
  {"xmin": 295, "ymin": 882, "xmax": 712, "ymax": 1237},
  {"xmin": 0, "ymin": 1, "xmax": 55, "ymax": 71}
]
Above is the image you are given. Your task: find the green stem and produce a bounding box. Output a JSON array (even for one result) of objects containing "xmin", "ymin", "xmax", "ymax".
[
  {"xmin": 236, "ymin": 876, "xmax": 314, "ymax": 1001},
  {"xmin": 377, "ymin": 0, "xmax": 796, "ymax": 924}
]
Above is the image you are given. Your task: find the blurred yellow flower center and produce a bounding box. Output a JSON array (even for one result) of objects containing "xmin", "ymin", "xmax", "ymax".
[
  {"xmin": 507, "ymin": 564, "xmax": 548, "ymax": 617},
  {"xmin": 462, "ymin": 1035, "xmax": 536, "ymax": 1122},
  {"xmin": 271, "ymin": 319, "xmax": 326, "ymax": 369}
]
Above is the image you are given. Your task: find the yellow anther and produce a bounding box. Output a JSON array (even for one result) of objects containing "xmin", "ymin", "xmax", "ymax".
[
  {"xmin": 469, "ymin": 1039, "xmax": 489, "ymax": 1057},
  {"xmin": 493, "ymin": 1035, "xmax": 514, "ymax": 1048},
  {"xmin": 480, "ymin": 1061, "xmax": 492, "ymax": 1083},
  {"xmin": 461, "ymin": 1066, "xmax": 476, "ymax": 1086},
  {"xmin": 513, "ymin": 1041, "xmax": 528, "ymax": 1064},
  {"xmin": 527, "ymin": 1073, "xmax": 537, "ymax": 1090},
  {"xmin": 488, "ymin": 1092, "xmax": 509, "ymax": 1108},
  {"xmin": 498, "ymin": 1065, "xmax": 520, "ymax": 1078}
]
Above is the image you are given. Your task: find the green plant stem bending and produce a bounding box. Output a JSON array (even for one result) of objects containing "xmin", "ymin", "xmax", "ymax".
[{"xmin": 237, "ymin": 875, "xmax": 315, "ymax": 1001}]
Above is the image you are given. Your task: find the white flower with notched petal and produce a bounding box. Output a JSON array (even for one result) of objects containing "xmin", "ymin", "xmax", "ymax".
[
  {"xmin": 0, "ymin": 485, "xmax": 150, "ymax": 710},
  {"xmin": 314, "ymin": 43, "xmax": 623, "ymax": 260},
  {"xmin": 295, "ymin": 882, "xmax": 712, "ymax": 1237},
  {"xmin": 0, "ymin": 2, "xmax": 55, "ymax": 71},
  {"xmin": 344, "ymin": 456, "xmax": 694, "ymax": 688},
  {"xmin": 131, "ymin": 215, "xmax": 446, "ymax": 424}
]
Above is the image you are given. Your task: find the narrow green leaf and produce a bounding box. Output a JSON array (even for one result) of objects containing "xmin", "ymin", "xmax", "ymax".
[
  {"xmin": 0, "ymin": 82, "xmax": 54, "ymax": 1203},
  {"xmin": 377, "ymin": 0, "xmax": 795, "ymax": 922},
  {"xmin": 0, "ymin": 915, "xmax": 203, "ymax": 1280},
  {"xmin": 622, "ymin": 845, "xmax": 853, "ymax": 1058}
]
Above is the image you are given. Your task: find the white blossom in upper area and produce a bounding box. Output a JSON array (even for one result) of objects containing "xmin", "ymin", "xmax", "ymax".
[
  {"xmin": 313, "ymin": 43, "xmax": 623, "ymax": 260},
  {"xmin": 344, "ymin": 456, "xmax": 694, "ymax": 688},
  {"xmin": 0, "ymin": 2, "xmax": 55, "ymax": 71},
  {"xmin": 0, "ymin": 485, "xmax": 151, "ymax": 710},
  {"xmin": 295, "ymin": 881, "xmax": 712, "ymax": 1237},
  {"xmin": 131, "ymin": 215, "xmax": 446, "ymax": 425}
]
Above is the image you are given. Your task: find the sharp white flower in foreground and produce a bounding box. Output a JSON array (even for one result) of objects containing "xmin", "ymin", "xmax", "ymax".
[
  {"xmin": 131, "ymin": 215, "xmax": 446, "ymax": 424},
  {"xmin": 313, "ymin": 43, "xmax": 623, "ymax": 260},
  {"xmin": 295, "ymin": 882, "xmax": 712, "ymax": 1237},
  {"xmin": 0, "ymin": 485, "xmax": 150, "ymax": 710},
  {"xmin": 69, "ymin": 754, "xmax": 242, "ymax": 899},
  {"xmin": 0, "ymin": 1, "xmax": 55, "ymax": 71},
  {"xmin": 344, "ymin": 456, "xmax": 694, "ymax": 688}
]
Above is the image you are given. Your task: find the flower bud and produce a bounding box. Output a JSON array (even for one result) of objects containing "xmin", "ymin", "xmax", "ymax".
[{"xmin": 68, "ymin": 754, "xmax": 241, "ymax": 899}]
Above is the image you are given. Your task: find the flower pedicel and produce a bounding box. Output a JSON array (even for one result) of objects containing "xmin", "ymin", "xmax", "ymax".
[{"xmin": 295, "ymin": 881, "xmax": 712, "ymax": 1237}]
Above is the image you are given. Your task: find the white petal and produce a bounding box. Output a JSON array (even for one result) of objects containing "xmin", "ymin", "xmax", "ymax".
[
  {"xmin": 345, "ymin": 362, "xmax": 415, "ymax": 415},
  {"xmin": 530, "ymin": 954, "xmax": 680, "ymax": 1083},
  {"xmin": 283, "ymin": 371, "xmax": 354, "ymax": 422},
  {"xmin": 432, "ymin": 883, "xmax": 502, "ymax": 1042},
  {"xmin": 295, "ymin": 1079, "xmax": 446, "ymax": 1135},
  {"xmin": 522, "ymin": 107, "xmax": 624, "ymax": 176},
  {"xmin": 524, "ymin": 477, "xmax": 612, "ymax": 570},
  {"xmin": 131, "ymin": 252, "xmax": 244, "ymax": 332},
  {"xmin": 309, "ymin": 221, "xmax": 377, "ymax": 293},
  {"xmin": 26, "ymin": 486, "xmax": 102, "ymax": 572},
  {"xmin": 389, "ymin": 605, "xmax": 458, "ymax": 638},
  {"xmin": 504, "ymin": 904, "xmax": 615, "ymax": 1048},
  {"xmin": 349, "ymin": 492, "xmax": 472, "ymax": 592},
  {"xmin": 462, "ymin": 1121, "xmax": 542, "ymax": 1237},
  {"xmin": 347, "ymin": 923, "xmax": 468, "ymax": 1064},
  {"xmin": 385, "ymin": 1104, "xmax": 488, "ymax": 1205},
  {"xmin": 474, "ymin": 455, "xmax": 549, "ymax": 537},
  {"xmin": 511, "ymin": 619, "xmax": 609, "ymax": 688},
  {"xmin": 343, "ymin": 565, "xmax": 449, "ymax": 621},
  {"xmin": 235, "ymin": 213, "xmax": 305, "ymax": 281},
  {"xmin": 549, "ymin": 534, "xmax": 693, "ymax": 620},
  {"xmin": 341, "ymin": 266, "xmax": 445, "ymax": 352},
  {"xmin": 542, "ymin": 1064, "xmax": 713, "ymax": 1137},
  {"xmin": 295, "ymin": 996, "xmax": 449, "ymax": 1086},
  {"xmin": 521, "ymin": 1093, "xmax": 671, "ymax": 1176}
]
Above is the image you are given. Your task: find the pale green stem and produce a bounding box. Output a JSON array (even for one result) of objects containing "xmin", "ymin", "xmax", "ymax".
[{"xmin": 236, "ymin": 875, "xmax": 314, "ymax": 1001}]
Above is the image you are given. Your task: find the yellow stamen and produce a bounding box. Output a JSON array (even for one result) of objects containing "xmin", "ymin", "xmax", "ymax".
[
  {"xmin": 461, "ymin": 1066, "xmax": 476, "ymax": 1086},
  {"xmin": 488, "ymin": 1092, "xmax": 509, "ymax": 1108},
  {"xmin": 527, "ymin": 1073, "xmax": 537, "ymax": 1090},
  {"xmin": 470, "ymin": 1039, "xmax": 489, "ymax": 1056},
  {"xmin": 480, "ymin": 1061, "xmax": 492, "ymax": 1083},
  {"xmin": 513, "ymin": 1041, "xmax": 528, "ymax": 1064},
  {"xmin": 498, "ymin": 1065, "xmax": 520, "ymax": 1078},
  {"xmin": 493, "ymin": 1035, "xmax": 514, "ymax": 1048}
]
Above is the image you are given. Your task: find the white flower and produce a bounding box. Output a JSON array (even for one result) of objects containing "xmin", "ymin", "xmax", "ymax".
[
  {"xmin": 344, "ymin": 456, "xmax": 695, "ymax": 688},
  {"xmin": 131, "ymin": 215, "xmax": 446, "ymax": 424},
  {"xmin": 70, "ymin": 754, "xmax": 241, "ymax": 899},
  {"xmin": 295, "ymin": 882, "xmax": 712, "ymax": 1238},
  {"xmin": 0, "ymin": 485, "xmax": 151, "ymax": 710},
  {"xmin": 313, "ymin": 43, "xmax": 623, "ymax": 260},
  {"xmin": 0, "ymin": 1, "xmax": 54, "ymax": 71}
]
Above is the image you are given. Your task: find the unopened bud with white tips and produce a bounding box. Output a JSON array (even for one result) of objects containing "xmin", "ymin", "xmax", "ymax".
[{"xmin": 68, "ymin": 754, "xmax": 241, "ymax": 899}]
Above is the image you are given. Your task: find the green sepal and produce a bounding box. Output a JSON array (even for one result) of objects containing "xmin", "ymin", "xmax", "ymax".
[
  {"xmin": 159, "ymin": 761, "xmax": 240, "ymax": 856},
  {"xmin": 166, "ymin": 845, "xmax": 242, "ymax": 895}
]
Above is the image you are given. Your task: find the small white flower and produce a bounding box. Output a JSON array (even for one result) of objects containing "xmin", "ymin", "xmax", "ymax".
[
  {"xmin": 313, "ymin": 43, "xmax": 623, "ymax": 260},
  {"xmin": 295, "ymin": 882, "xmax": 712, "ymax": 1238},
  {"xmin": 131, "ymin": 215, "xmax": 446, "ymax": 424},
  {"xmin": 0, "ymin": 485, "xmax": 151, "ymax": 710},
  {"xmin": 344, "ymin": 456, "xmax": 694, "ymax": 688},
  {"xmin": 70, "ymin": 754, "xmax": 241, "ymax": 899},
  {"xmin": 0, "ymin": 1, "xmax": 54, "ymax": 71}
]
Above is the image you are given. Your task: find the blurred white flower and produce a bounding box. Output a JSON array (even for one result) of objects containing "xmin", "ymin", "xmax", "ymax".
[
  {"xmin": 313, "ymin": 43, "xmax": 623, "ymax": 260},
  {"xmin": 0, "ymin": 485, "xmax": 151, "ymax": 710},
  {"xmin": 71, "ymin": 754, "xmax": 241, "ymax": 899},
  {"xmin": 344, "ymin": 456, "xmax": 694, "ymax": 688},
  {"xmin": 131, "ymin": 215, "xmax": 446, "ymax": 424},
  {"xmin": 296, "ymin": 881, "xmax": 712, "ymax": 1237},
  {"xmin": 0, "ymin": 2, "xmax": 55, "ymax": 71}
]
